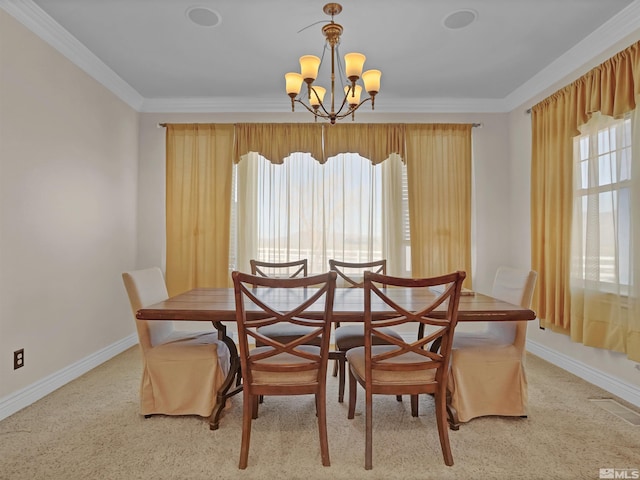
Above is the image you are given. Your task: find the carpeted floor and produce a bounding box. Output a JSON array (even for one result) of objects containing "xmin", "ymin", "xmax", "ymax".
[{"xmin": 0, "ymin": 347, "xmax": 638, "ymax": 480}]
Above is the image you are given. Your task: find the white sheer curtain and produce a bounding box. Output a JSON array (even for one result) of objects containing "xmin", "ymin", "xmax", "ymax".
[
  {"xmin": 570, "ymin": 108, "xmax": 640, "ymax": 360},
  {"xmin": 232, "ymin": 152, "xmax": 407, "ymax": 276}
]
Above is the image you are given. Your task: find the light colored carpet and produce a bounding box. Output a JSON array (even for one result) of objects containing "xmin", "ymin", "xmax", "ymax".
[{"xmin": 1, "ymin": 347, "xmax": 638, "ymax": 480}]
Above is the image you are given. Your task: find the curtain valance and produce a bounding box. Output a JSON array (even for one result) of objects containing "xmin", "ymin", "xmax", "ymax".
[
  {"xmin": 165, "ymin": 122, "xmax": 472, "ymax": 166},
  {"xmin": 234, "ymin": 123, "xmax": 324, "ymax": 164},
  {"xmin": 234, "ymin": 123, "xmax": 406, "ymax": 164},
  {"xmin": 322, "ymin": 123, "xmax": 405, "ymax": 164},
  {"xmin": 532, "ymin": 40, "xmax": 640, "ymax": 132}
]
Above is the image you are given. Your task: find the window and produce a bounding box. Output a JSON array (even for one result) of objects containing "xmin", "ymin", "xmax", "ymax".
[
  {"xmin": 230, "ymin": 152, "xmax": 410, "ymax": 276},
  {"xmin": 571, "ymin": 113, "xmax": 632, "ymax": 291}
]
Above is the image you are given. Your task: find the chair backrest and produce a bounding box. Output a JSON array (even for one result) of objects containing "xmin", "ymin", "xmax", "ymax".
[
  {"xmin": 363, "ymin": 270, "xmax": 466, "ymax": 387},
  {"xmin": 232, "ymin": 270, "xmax": 337, "ymax": 388},
  {"xmin": 250, "ymin": 259, "xmax": 308, "ymax": 279},
  {"xmin": 329, "ymin": 259, "xmax": 386, "ymax": 288},
  {"xmin": 487, "ymin": 267, "xmax": 538, "ymax": 346},
  {"xmin": 122, "ymin": 267, "xmax": 174, "ymax": 350}
]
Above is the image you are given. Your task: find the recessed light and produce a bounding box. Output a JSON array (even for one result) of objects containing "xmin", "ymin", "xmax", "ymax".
[
  {"xmin": 442, "ymin": 9, "xmax": 477, "ymax": 30},
  {"xmin": 186, "ymin": 6, "xmax": 221, "ymax": 28}
]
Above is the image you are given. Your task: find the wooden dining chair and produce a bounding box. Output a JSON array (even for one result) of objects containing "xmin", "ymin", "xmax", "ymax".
[
  {"xmin": 329, "ymin": 259, "xmax": 403, "ymax": 403},
  {"xmin": 248, "ymin": 259, "xmax": 321, "ymax": 347},
  {"xmin": 346, "ymin": 270, "xmax": 466, "ymax": 469},
  {"xmin": 232, "ymin": 270, "xmax": 337, "ymax": 469},
  {"xmin": 122, "ymin": 267, "xmax": 231, "ymax": 418},
  {"xmin": 447, "ymin": 267, "xmax": 537, "ymax": 429},
  {"xmin": 250, "ymin": 259, "xmax": 308, "ymax": 279}
]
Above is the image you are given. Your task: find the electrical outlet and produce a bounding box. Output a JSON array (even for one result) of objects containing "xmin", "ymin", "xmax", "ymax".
[{"xmin": 14, "ymin": 349, "xmax": 24, "ymax": 370}]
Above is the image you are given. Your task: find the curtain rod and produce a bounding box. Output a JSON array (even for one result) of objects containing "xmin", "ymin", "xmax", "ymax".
[{"xmin": 157, "ymin": 122, "xmax": 483, "ymax": 128}]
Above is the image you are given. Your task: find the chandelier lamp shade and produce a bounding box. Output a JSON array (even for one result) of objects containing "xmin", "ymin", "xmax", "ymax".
[{"xmin": 284, "ymin": 3, "xmax": 381, "ymax": 124}]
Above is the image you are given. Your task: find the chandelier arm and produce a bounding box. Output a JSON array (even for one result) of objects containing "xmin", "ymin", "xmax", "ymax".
[
  {"xmin": 311, "ymin": 87, "xmax": 333, "ymax": 117},
  {"xmin": 334, "ymin": 97, "xmax": 372, "ymax": 120},
  {"xmin": 294, "ymin": 93, "xmax": 370, "ymax": 122},
  {"xmin": 315, "ymin": 94, "xmax": 353, "ymax": 121},
  {"xmin": 294, "ymin": 99, "xmax": 331, "ymax": 119},
  {"xmin": 332, "ymin": 90, "xmax": 354, "ymax": 117}
]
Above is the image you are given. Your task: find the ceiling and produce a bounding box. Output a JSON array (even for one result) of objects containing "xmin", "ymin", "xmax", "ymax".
[{"xmin": 4, "ymin": 0, "xmax": 640, "ymax": 113}]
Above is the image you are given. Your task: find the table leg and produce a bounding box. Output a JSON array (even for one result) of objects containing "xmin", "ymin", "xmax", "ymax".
[
  {"xmin": 209, "ymin": 321, "xmax": 243, "ymax": 430},
  {"xmin": 446, "ymin": 390, "xmax": 460, "ymax": 430}
]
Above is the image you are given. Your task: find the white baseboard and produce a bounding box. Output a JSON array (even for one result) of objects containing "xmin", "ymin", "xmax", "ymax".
[
  {"xmin": 527, "ymin": 339, "xmax": 640, "ymax": 408},
  {"xmin": 0, "ymin": 334, "xmax": 138, "ymax": 421}
]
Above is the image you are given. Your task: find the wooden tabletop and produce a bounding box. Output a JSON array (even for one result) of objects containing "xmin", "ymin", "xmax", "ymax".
[{"xmin": 136, "ymin": 287, "xmax": 536, "ymax": 323}]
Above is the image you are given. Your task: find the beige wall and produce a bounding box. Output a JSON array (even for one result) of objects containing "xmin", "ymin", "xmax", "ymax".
[{"xmin": 0, "ymin": 12, "xmax": 139, "ymax": 398}]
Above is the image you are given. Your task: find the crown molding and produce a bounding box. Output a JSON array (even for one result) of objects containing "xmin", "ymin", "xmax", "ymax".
[
  {"xmin": 504, "ymin": 0, "xmax": 640, "ymax": 111},
  {"xmin": 0, "ymin": 0, "xmax": 144, "ymax": 110},
  {"xmin": 3, "ymin": 0, "xmax": 639, "ymax": 114},
  {"xmin": 140, "ymin": 96, "xmax": 510, "ymax": 114}
]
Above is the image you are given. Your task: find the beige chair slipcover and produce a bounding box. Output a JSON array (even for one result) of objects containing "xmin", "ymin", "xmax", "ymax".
[
  {"xmin": 448, "ymin": 267, "xmax": 537, "ymax": 423},
  {"xmin": 122, "ymin": 267, "xmax": 231, "ymax": 417}
]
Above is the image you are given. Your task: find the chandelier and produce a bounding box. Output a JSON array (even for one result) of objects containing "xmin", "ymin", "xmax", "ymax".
[{"xmin": 284, "ymin": 3, "xmax": 381, "ymax": 124}]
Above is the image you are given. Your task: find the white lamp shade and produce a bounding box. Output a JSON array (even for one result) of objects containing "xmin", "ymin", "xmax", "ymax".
[
  {"xmin": 362, "ymin": 69, "xmax": 381, "ymax": 94},
  {"xmin": 285, "ymin": 72, "xmax": 304, "ymax": 95},
  {"xmin": 344, "ymin": 85, "xmax": 362, "ymax": 106},
  {"xmin": 299, "ymin": 55, "xmax": 321, "ymax": 82},
  {"xmin": 310, "ymin": 86, "xmax": 326, "ymax": 106},
  {"xmin": 344, "ymin": 53, "xmax": 366, "ymax": 79}
]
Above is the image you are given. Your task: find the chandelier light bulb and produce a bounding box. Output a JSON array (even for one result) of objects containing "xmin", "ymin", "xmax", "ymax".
[
  {"xmin": 344, "ymin": 53, "xmax": 366, "ymax": 81},
  {"xmin": 362, "ymin": 70, "xmax": 381, "ymax": 95},
  {"xmin": 300, "ymin": 55, "xmax": 321, "ymax": 83},
  {"xmin": 285, "ymin": 72, "xmax": 304, "ymax": 96},
  {"xmin": 344, "ymin": 85, "xmax": 362, "ymax": 106},
  {"xmin": 310, "ymin": 86, "xmax": 326, "ymax": 107}
]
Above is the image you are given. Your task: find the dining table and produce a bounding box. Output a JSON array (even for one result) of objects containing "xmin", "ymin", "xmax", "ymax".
[{"xmin": 136, "ymin": 286, "xmax": 537, "ymax": 430}]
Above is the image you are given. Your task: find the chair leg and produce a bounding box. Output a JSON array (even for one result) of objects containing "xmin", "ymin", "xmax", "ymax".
[
  {"xmin": 365, "ymin": 390, "xmax": 373, "ymax": 470},
  {"xmin": 435, "ymin": 391, "xmax": 454, "ymax": 466},
  {"xmin": 337, "ymin": 355, "xmax": 346, "ymax": 403},
  {"xmin": 332, "ymin": 358, "xmax": 338, "ymax": 377},
  {"xmin": 347, "ymin": 369, "xmax": 357, "ymax": 419},
  {"xmin": 411, "ymin": 394, "xmax": 419, "ymax": 417},
  {"xmin": 316, "ymin": 390, "xmax": 331, "ymax": 466},
  {"xmin": 251, "ymin": 395, "xmax": 259, "ymax": 419},
  {"xmin": 239, "ymin": 392, "xmax": 253, "ymax": 469}
]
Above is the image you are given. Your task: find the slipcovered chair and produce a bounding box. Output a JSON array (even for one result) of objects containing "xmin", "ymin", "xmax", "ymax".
[
  {"xmin": 347, "ymin": 270, "xmax": 466, "ymax": 469},
  {"xmin": 232, "ymin": 270, "xmax": 337, "ymax": 469},
  {"xmin": 447, "ymin": 267, "xmax": 537, "ymax": 428},
  {"xmin": 122, "ymin": 267, "xmax": 231, "ymax": 418}
]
